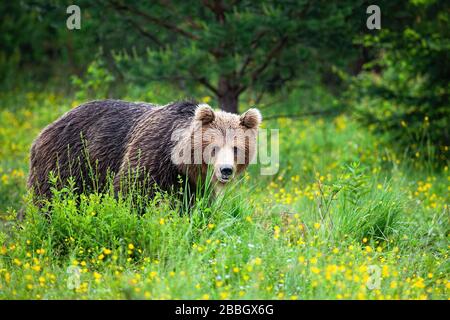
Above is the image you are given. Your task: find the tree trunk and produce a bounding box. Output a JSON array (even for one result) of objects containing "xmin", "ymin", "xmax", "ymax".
[
  {"xmin": 218, "ymin": 76, "xmax": 239, "ymax": 114},
  {"xmin": 218, "ymin": 92, "xmax": 239, "ymax": 114}
]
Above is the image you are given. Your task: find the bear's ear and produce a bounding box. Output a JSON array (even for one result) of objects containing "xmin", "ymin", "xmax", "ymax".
[
  {"xmin": 240, "ymin": 108, "xmax": 262, "ymax": 129},
  {"xmin": 195, "ymin": 104, "xmax": 215, "ymax": 124}
]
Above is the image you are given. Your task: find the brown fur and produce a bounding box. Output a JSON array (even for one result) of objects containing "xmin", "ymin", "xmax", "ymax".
[{"xmin": 27, "ymin": 100, "xmax": 261, "ymax": 204}]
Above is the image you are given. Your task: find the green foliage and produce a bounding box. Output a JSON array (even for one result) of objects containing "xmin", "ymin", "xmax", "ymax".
[
  {"xmin": 0, "ymin": 89, "xmax": 448, "ymax": 299},
  {"xmin": 1, "ymin": 1, "xmax": 369, "ymax": 111},
  {"xmin": 301, "ymin": 162, "xmax": 403, "ymax": 244},
  {"xmin": 335, "ymin": 167, "xmax": 402, "ymax": 242},
  {"xmin": 0, "ymin": 1, "xmax": 446, "ymax": 166},
  {"xmin": 71, "ymin": 58, "xmax": 115, "ymax": 101},
  {"xmin": 0, "ymin": 1, "xmax": 449, "ymax": 300},
  {"xmin": 0, "ymin": 1, "xmax": 100, "ymax": 88},
  {"xmin": 349, "ymin": 0, "xmax": 449, "ymax": 166},
  {"xmin": 107, "ymin": 0, "xmax": 366, "ymax": 111}
]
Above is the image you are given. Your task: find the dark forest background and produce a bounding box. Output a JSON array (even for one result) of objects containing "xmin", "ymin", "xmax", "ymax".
[{"xmin": 0, "ymin": 0, "xmax": 448, "ymax": 165}]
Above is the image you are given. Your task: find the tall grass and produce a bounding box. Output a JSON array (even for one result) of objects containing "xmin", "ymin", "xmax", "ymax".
[{"xmin": 0, "ymin": 89, "xmax": 448, "ymax": 299}]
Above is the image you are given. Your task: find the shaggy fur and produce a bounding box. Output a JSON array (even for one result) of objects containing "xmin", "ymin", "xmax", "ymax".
[
  {"xmin": 28, "ymin": 100, "xmax": 191, "ymax": 199},
  {"xmin": 27, "ymin": 99, "xmax": 261, "ymax": 203}
]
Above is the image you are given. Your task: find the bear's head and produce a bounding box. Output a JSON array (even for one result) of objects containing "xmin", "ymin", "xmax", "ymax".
[{"xmin": 172, "ymin": 103, "xmax": 262, "ymax": 187}]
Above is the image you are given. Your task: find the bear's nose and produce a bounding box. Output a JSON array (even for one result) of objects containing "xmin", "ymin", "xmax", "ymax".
[{"xmin": 220, "ymin": 165, "xmax": 233, "ymax": 177}]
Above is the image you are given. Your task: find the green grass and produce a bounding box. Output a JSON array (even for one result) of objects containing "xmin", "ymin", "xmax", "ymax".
[{"xmin": 0, "ymin": 88, "xmax": 448, "ymax": 299}]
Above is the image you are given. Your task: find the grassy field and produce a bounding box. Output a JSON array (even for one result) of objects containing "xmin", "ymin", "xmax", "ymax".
[{"xmin": 0, "ymin": 88, "xmax": 448, "ymax": 300}]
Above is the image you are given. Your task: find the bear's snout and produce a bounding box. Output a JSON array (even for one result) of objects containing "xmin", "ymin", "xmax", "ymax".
[{"xmin": 220, "ymin": 165, "xmax": 233, "ymax": 180}]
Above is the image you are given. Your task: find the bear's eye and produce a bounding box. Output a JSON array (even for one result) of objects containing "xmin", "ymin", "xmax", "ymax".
[{"xmin": 211, "ymin": 146, "xmax": 219, "ymax": 157}]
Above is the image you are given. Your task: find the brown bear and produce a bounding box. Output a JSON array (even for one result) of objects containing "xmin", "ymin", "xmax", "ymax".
[{"xmin": 27, "ymin": 99, "xmax": 262, "ymax": 203}]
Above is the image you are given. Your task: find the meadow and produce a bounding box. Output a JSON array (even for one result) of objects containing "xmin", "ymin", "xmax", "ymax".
[{"xmin": 0, "ymin": 86, "xmax": 448, "ymax": 300}]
